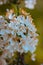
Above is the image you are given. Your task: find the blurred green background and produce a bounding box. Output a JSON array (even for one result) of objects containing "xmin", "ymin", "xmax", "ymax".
[{"xmin": 0, "ymin": 0, "xmax": 43, "ymax": 65}]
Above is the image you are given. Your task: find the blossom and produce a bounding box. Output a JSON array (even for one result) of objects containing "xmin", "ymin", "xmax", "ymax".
[
  {"xmin": 0, "ymin": 9, "xmax": 38, "ymax": 64},
  {"xmin": 25, "ymin": 0, "xmax": 36, "ymax": 9}
]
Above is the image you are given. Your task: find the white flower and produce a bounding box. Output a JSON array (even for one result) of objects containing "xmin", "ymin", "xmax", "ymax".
[{"xmin": 25, "ymin": 0, "xmax": 36, "ymax": 9}]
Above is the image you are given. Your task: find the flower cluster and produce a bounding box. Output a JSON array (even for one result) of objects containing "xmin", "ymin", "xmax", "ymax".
[{"xmin": 0, "ymin": 10, "xmax": 38, "ymax": 65}]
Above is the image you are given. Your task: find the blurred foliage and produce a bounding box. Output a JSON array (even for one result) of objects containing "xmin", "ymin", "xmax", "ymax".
[{"xmin": 9, "ymin": 0, "xmax": 20, "ymax": 4}]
